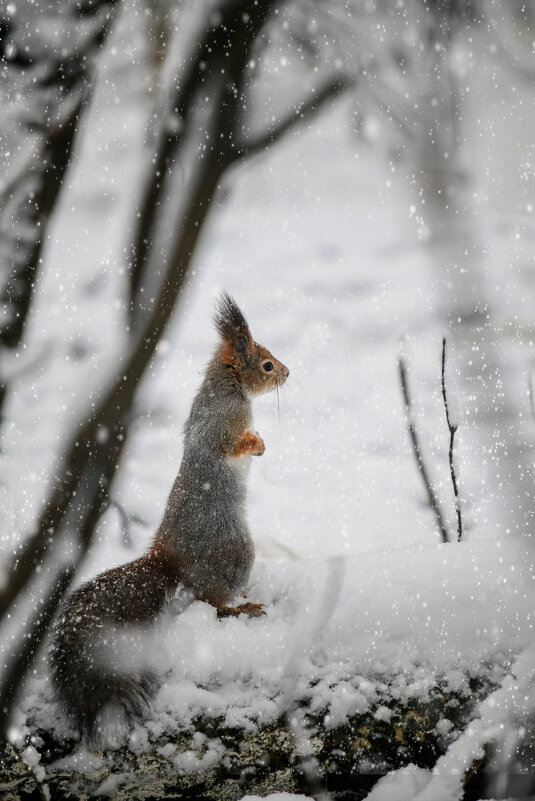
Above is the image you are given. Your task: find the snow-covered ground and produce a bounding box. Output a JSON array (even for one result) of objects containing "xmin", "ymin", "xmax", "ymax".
[{"xmin": 2, "ymin": 4, "xmax": 535, "ymax": 799}]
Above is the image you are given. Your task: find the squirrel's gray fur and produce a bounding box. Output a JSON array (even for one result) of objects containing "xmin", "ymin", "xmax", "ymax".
[{"xmin": 49, "ymin": 293, "xmax": 289, "ymax": 744}]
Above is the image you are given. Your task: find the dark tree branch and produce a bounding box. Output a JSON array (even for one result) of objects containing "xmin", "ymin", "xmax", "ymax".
[
  {"xmin": 128, "ymin": 0, "xmax": 277, "ymax": 319},
  {"xmin": 365, "ymin": 80, "xmax": 417, "ymax": 141},
  {"xmin": 0, "ymin": 0, "xmax": 121, "ymax": 424},
  {"xmin": 398, "ymin": 355, "xmax": 450, "ymax": 544},
  {"xmin": 129, "ymin": 1, "xmax": 353, "ymax": 327},
  {"xmin": 0, "ymin": 410, "xmax": 128, "ymax": 618},
  {"xmin": 127, "ymin": 14, "xmax": 229, "ymax": 311},
  {"xmin": 107, "ymin": 499, "xmax": 147, "ymax": 549},
  {"xmin": 0, "ymin": 397, "xmax": 133, "ymax": 726},
  {"xmin": 234, "ymin": 77, "xmax": 354, "ymax": 160},
  {"xmin": 441, "ymin": 337, "xmax": 463, "ymax": 542},
  {"xmin": 0, "ymin": 116, "xmax": 83, "ymax": 351}
]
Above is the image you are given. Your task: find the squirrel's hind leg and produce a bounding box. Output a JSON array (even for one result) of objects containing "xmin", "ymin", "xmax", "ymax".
[{"xmin": 217, "ymin": 602, "xmax": 265, "ymax": 619}]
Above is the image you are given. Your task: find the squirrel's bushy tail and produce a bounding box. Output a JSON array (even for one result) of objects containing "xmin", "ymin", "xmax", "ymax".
[
  {"xmin": 49, "ymin": 551, "xmax": 178, "ymax": 744},
  {"xmin": 50, "ymin": 633, "xmax": 158, "ymax": 744}
]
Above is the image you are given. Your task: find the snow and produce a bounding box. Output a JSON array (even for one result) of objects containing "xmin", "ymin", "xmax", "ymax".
[
  {"xmin": 406, "ymin": 641, "xmax": 535, "ymax": 801},
  {"xmin": 47, "ymin": 748, "xmax": 106, "ymax": 774},
  {"xmin": 364, "ymin": 764, "xmax": 430, "ymax": 801},
  {"xmin": 19, "ymin": 534, "xmax": 533, "ymax": 763},
  {"xmin": 21, "ymin": 744, "xmax": 41, "ymax": 770},
  {"xmin": 239, "ymin": 795, "xmax": 313, "ymax": 801},
  {"xmin": 95, "ymin": 772, "xmax": 133, "ymax": 796},
  {"xmin": 154, "ymin": 536, "xmax": 531, "ymax": 733},
  {"xmin": 166, "ymin": 733, "xmax": 226, "ymax": 775},
  {"xmin": 1, "ymin": 2, "xmax": 535, "ymax": 798}
]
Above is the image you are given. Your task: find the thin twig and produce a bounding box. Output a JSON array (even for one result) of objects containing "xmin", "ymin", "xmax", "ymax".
[
  {"xmin": 107, "ymin": 499, "xmax": 147, "ymax": 548},
  {"xmin": 235, "ymin": 77, "xmax": 355, "ymax": 159},
  {"xmin": 398, "ymin": 356, "xmax": 450, "ymax": 544},
  {"xmin": 441, "ymin": 338, "xmax": 463, "ymax": 542}
]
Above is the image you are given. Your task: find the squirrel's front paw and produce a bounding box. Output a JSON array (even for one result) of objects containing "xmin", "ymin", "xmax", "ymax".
[
  {"xmin": 228, "ymin": 430, "xmax": 265, "ymax": 457},
  {"xmin": 252, "ymin": 434, "xmax": 265, "ymax": 456}
]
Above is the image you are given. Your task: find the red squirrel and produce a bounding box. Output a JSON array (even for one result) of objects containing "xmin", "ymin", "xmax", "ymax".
[{"xmin": 49, "ymin": 293, "xmax": 289, "ymax": 744}]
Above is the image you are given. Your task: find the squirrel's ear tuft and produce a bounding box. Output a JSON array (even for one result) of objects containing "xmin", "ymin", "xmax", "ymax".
[{"xmin": 213, "ymin": 292, "xmax": 252, "ymax": 350}]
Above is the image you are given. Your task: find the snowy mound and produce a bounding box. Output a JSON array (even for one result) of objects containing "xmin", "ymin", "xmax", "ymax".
[
  {"xmin": 156, "ymin": 537, "xmax": 531, "ymax": 734},
  {"xmin": 20, "ymin": 535, "xmax": 530, "ymax": 744}
]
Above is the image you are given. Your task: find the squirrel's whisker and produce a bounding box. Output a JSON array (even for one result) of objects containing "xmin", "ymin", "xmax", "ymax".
[{"xmin": 282, "ymin": 387, "xmax": 291, "ymax": 417}]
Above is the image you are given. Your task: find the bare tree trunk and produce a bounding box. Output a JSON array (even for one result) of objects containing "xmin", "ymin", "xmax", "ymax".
[{"xmin": 0, "ymin": 0, "xmax": 121, "ymax": 416}]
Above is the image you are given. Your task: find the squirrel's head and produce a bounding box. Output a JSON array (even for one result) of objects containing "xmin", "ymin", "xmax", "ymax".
[{"xmin": 214, "ymin": 292, "xmax": 289, "ymax": 395}]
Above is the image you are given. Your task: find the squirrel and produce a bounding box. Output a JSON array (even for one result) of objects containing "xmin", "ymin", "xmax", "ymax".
[{"xmin": 49, "ymin": 293, "xmax": 289, "ymax": 745}]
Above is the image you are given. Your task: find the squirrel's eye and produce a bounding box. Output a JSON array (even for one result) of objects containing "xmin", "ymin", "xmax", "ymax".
[{"xmin": 262, "ymin": 361, "xmax": 274, "ymax": 372}]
